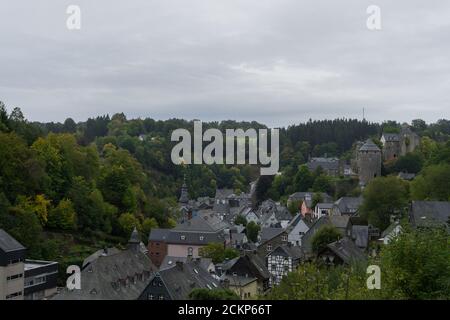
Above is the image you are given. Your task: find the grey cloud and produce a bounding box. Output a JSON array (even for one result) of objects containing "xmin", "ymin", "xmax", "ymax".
[{"xmin": 0, "ymin": 0, "xmax": 449, "ymax": 126}]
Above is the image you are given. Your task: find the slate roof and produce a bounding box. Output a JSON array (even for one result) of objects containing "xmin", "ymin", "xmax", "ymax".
[
  {"xmin": 219, "ymin": 254, "xmax": 270, "ymax": 280},
  {"xmin": 82, "ymin": 247, "xmax": 121, "ymax": 269},
  {"xmin": 325, "ymin": 237, "xmax": 367, "ymax": 264},
  {"xmin": 155, "ymin": 260, "xmax": 222, "ymax": 300},
  {"xmin": 0, "ymin": 229, "xmax": 25, "ymax": 252},
  {"xmin": 159, "ymin": 256, "xmax": 213, "ymax": 273},
  {"xmin": 215, "ymin": 189, "xmax": 235, "ymax": 200},
  {"xmin": 231, "ymin": 233, "xmax": 246, "ymax": 244},
  {"xmin": 220, "ymin": 274, "xmax": 257, "ymax": 287},
  {"xmin": 148, "ymin": 228, "xmax": 170, "ymax": 242},
  {"xmin": 329, "ymin": 215, "xmax": 351, "ymax": 230},
  {"xmin": 351, "ymin": 225, "xmax": 369, "ymax": 249},
  {"xmin": 359, "ymin": 139, "xmax": 381, "ymax": 152},
  {"xmin": 275, "ymin": 205, "xmax": 292, "ymax": 221},
  {"xmin": 213, "ymin": 202, "xmax": 230, "ymax": 215},
  {"xmin": 334, "ymin": 197, "xmax": 363, "ymax": 214},
  {"xmin": 53, "ymin": 249, "xmax": 156, "ymax": 300},
  {"xmin": 246, "ymin": 254, "xmax": 271, "ymax": 279},
  {"xmin": 260, "ymin": 227, "xmax": 284, "ymax": 243},
  {"xmin": 316, "ymin": 203, "xmax": 334, "ymax": 210},
  {"xmin": 381, "ymin": 133, "xmax": 400, "ymax": 142},
  {"xmin": 149, "ymin": 227, "xmax": 226, "ymax": 246},
  {"xmin": 267, "ymin": 245, "xmax": 304, "ymax": 260},
  {"xmin": 307, "ymin": 157, "xmax": 340, "ymax": 172},
  {"xmin": 410, "ymin": 201, "xmax": 450, "ymax": 228},
  {"xmin": 175, "ymin": 213, "xmax": 229, "ymax": 232}
]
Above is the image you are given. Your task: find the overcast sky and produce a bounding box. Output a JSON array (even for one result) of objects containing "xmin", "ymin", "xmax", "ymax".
[{"xmin": 0, "ymin": 0, "xmax": 449, "ymax": 127}]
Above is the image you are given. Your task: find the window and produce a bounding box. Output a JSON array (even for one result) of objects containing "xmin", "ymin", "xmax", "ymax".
[
  {"xmin": 148, "ymin": 294, "xmax": 154, "ymax": 300},
  {"xmin": 266, "ymin": 244, "xmax": 272, "ymax": 252},
  {"xmin": 7, "ymin": 273, "xmax": 23, "ymax": 281},
  {"xmin": 181, "ymin": 235, "xmax": 186, "ymax": 240},
  {"xmin": 187, "ymin": 247, "xmax": 193, "ymax": 257},
  {"xmin": 35, "ymin": 276, "xmax": 46, "ymax": 285},
  {"xmin": 199, "ymin": 236, "xmax": 204, "ymax": 241},
  {"xmin": 281, "ymin": 235, "xmax": 287, "ymax": 242},
  {"xmin": 6, "ymin": 291, "xmax": 23, "ymax": 300},
  {"xmin": 284, "ymin": 266, "xmax": 289, "ymax": 272}
]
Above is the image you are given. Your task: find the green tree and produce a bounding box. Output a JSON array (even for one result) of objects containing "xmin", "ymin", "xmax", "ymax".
[
  {"xmin": 16, "ymin": 194, "xmax": 51, "ymax": 226},
  {"xmin": 312, "ymin": 174, "xmax": 333, "ymax": 194},
  {"xmin": 47, "ymin": 199, "xmax": 77, "ymax": 230},
  {"xmin": 411, "ymin": 164, "xmax": 450, "ymax": 201},
  {"xmin": 246, "ymin": 221, "xmax": 260, "ymax": 243},
  {"xmin": 392, "ymin": 153, "xmax": 424, "ymax": 174},
  {"xmin": 288, "ymin": 200, "xmax": 302, "ymax": 215},
  {"xmin": 234, "ymin": 215, "xmax": 247, "ymax": 226},
  {"xmin": 311, "ymin": 192, "xmax": 324, "ymax": 209},
  {"xmin": 118, "ymin": 212, "xmax": 140, "ymax": 236},
  {"xmin": 311, "ymin": 225, "xmax": 341, "ymax": 254},
  {"xmin": 380, "ymin": 227, "xmax": 450, "ymax": 299},
  {"xmin": 360, "ymin": 176, "xmax": 409, "ymax": 230},
  {"xmin": 199, "ymin": 243, "xmax": 239, "ymax": 264},
  {"xmin": 0, "ymin": 132, "xmax": 43, "ymax": 202},
  {"xmin": 63, "ymin": 118, "xmax": 77, "ymax": 133},
  {"xmin": 98, "ymin": 165, "xmax": 130, "ymax": 209},
  {"xmin": 294, "ymin": 165, "xmax": 314, "ymax": 191},
  {"xmin": 5, "ymin": 206, "xmax": 43, "ymax": 258},
  {"xmin": 189, "ymin": 288, "xmax": 239, "ymax": 300}
]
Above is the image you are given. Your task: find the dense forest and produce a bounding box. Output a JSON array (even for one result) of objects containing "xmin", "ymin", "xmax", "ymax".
[{"xmin": 1, "ymin": 100, "xmax": 450, "ymax": 282}]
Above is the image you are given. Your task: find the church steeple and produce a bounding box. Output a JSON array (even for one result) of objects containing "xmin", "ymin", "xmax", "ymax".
[
  {"xmin": 128, "ymin": 227, "xmax": 141, "ymax": 253},
  {"xmin": 179, "ymin": 175, "xmax": 189, "ymax": 204}
]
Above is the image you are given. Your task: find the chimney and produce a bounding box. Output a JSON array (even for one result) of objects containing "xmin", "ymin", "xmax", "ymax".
[{"xmin": 175, "ymin": 261, "xmax": 184, "ymax": 271}]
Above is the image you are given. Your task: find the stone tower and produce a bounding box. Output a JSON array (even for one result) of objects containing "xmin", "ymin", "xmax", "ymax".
[
  {"xmin": 399, "ymin": 125, "xmax": 420, "ymax": 156},
  {"xmin": 178, "ymin": 175, "xmax": 189, "ymax": 204},
  {"xmin": 357, "ymin": 139, "xmax": 381, "ymax": 187}
]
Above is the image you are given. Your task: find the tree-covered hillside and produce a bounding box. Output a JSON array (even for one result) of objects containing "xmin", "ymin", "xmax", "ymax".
[{"xmin": 1, "ymin": 100, "xmax": 450, "ymax": 277}]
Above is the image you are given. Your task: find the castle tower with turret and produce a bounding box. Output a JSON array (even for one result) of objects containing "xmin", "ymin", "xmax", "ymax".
[{"xmin": 357, "ymin": 139, "xmax": 381, "ymax": 187}]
